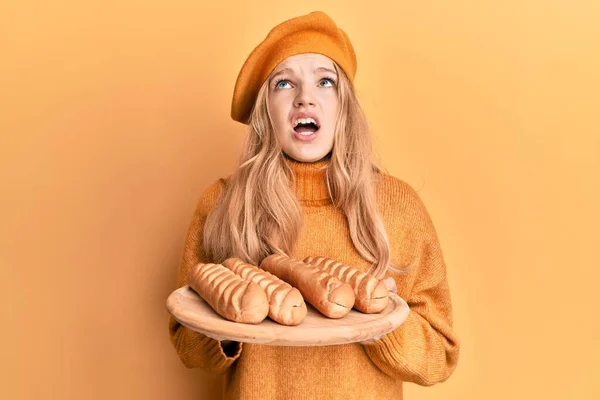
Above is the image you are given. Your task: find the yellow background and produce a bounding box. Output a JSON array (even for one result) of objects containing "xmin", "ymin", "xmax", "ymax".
[{"xmin": 2, "ymin": 0, "xmax": 599, "ymax": 399}]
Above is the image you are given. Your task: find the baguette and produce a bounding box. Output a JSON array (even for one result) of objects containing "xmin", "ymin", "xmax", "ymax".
[
  {"xmin": 188, "ymin": 262, "xmax": 269, "ymax": 324},
  {"xmin": 260, "ymin": 254, "xmax": 355, "ymax": 319},
  {"xmin": 303, "ymin": 256, "xmax": 389, "ymax": 313},
  {"xmin": 223, "ymin": 257, "xmax": 307, "ymax": 326}
]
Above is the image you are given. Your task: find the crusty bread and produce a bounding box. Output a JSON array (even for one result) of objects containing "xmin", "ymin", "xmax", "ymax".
[
  {"xmin": 260, "ymin": 254, "xmax": 355, "ymax": 319},
  {"xmin": 222, "ymin": 257, "xmax": 307, "ymax": 326},
  {"xmin": 303, "ymin": 256, "xmax": 389, "ymax": 313},
  {"xmin": 188, "ymin": 263, "xmax": 269, "ymax": 324}
]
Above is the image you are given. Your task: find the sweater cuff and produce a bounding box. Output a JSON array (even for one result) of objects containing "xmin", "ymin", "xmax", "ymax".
[
  {"xmin": 220, "ymin": 341, "xmax": 243, "ymax": 359},
  {"xmin": 361, "ymin": 311, "xmax": 415, "ymax": 378},
  {"xmin": 196, "ymin": 334, "xmax": 244, "ymax": 370}
]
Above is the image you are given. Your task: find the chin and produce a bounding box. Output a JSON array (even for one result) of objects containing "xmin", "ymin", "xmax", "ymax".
[{"xmin": 289, "ymin": 152, "xmax": 330, "ymax": 163}]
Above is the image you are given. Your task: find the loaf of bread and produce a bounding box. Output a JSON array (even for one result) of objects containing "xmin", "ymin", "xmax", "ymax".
[
  {"xmin": 188, "ymin": 262, "xmax": 269, "ymax": 324},
  {"xmin": 260, "ymin": 254, "xmax": 355, "ymax": 319},
  {"xmin": 303, "ymin": 256, "xmax": 389, "ymax": 313},
  {"xmin": 222, "ymin": 257, "xmax": 307, "ymax": 326}
]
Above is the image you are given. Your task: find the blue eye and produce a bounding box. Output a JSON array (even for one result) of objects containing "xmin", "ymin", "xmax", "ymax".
[
  {"xmin": 275, "ymin": 79, "xmax": 291, "ymax": 89},
  {"xmin": 319, "ymin": 78, "xmax": 336, "ymax": 87}
]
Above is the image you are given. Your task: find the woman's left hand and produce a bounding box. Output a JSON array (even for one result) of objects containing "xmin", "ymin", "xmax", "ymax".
[
  {"xmin": 360, "ymin": 277, "xmax": 397, "ymax": 344},
  {"xmin": 381, "ymin": 277, "xmax": 397, "ymax": 294}
]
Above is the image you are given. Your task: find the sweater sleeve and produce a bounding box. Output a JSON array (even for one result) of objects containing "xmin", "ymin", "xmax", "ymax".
[
  {"xmin": 167, "ymin": 180, "xmax": 243, "ymax": 373},
  {"xmin": 363, "ymin": 188, "xmax": 460, "ymax": 386}
]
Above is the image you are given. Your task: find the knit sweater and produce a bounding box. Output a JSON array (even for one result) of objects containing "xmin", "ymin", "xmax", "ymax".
[{"xmin": 168, "ymin": 157, "xmax": 459, "ymax": 400}]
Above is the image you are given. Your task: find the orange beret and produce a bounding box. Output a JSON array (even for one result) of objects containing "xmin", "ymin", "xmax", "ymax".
[{"xmin": 230, "ymin": 11, "xmax": 357, "ymax": 124}]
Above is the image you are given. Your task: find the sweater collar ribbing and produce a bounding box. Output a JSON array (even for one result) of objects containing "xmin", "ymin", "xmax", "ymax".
[{"xmin": 283, "ymin": 154, "xmax": 333, "ymax": 206}]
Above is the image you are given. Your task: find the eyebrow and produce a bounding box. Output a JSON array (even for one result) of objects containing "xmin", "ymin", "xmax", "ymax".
[
  {"xmin": 270, "ymin": 68, "xmax": 293, "ymax": 81},
  {"xmin": 269, "ymin": 66, "xmax": 338, "ymax": 82}
]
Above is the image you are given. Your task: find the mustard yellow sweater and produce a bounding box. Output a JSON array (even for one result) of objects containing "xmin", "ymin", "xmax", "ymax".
[{"xmin": 168, "ymin": 157, "xmax": 459, "ymax": 400}]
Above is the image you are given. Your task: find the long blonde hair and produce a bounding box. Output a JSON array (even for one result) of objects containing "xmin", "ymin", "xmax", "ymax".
[{"xmin": 203, "ymin": 64, "xmax": 395, "ymax": 278}]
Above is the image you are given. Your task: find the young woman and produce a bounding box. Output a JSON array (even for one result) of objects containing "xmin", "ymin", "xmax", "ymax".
[{"xmin": 169, "ymin": 11, "xmax": 459, "ymax": 400}]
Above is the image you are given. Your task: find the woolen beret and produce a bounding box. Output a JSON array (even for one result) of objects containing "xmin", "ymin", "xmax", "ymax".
[{"xmin": 230, "ymin": 11, "xmax": 357, "ymax": 124}]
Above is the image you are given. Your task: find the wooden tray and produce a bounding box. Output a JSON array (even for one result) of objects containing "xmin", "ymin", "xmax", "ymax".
[{"xmin": 166, "ymin": 285, "xmax": 410, "ymax": 346}]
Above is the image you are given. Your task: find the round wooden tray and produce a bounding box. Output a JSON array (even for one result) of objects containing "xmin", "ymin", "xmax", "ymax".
[{"xmin": 166, "ymin": 285, "xmax": 410, "ymax": 346}]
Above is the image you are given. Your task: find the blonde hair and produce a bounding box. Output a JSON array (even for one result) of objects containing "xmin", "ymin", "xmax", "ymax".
[{"xmin": 203, "ymin": 64, "xmax": 395, "ymax": 278}]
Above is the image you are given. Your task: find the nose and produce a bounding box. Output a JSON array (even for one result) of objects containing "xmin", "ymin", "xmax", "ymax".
[{"xmin": 294, "ymin": 85, "xmax": 316, "ymax": 108}]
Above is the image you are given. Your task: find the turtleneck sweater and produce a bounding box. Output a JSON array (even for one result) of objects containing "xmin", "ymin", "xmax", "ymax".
[{"xmin": 168, "ymin": 156, "xmax": 459, "ymax": 400}]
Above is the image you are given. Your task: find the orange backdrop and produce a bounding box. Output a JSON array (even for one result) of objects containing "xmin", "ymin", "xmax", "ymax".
[{"xmin": 2, "ymin": 0, "xmax": 599, "ymax": 399}]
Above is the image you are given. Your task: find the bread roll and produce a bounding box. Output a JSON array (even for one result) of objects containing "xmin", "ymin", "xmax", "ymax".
[
  {"xmin": 303, "ymin": 256, "xmax": 389, "ymax": 313},
  {"xmin": 223, "ymin": 257, "xmax": 307, "ymax": 326},
  {"xmin": 188, "ymin": 263, "xmax": 269, "ymax": 324},
  {"xmin": 260, "ymin": 254, "xmax": 355, "ymax": 319}
]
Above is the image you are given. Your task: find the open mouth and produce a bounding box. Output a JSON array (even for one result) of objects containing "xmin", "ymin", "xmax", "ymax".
[{"xmin": 293, "ymin": 118, "xmax": 320, "ymax": 136}]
